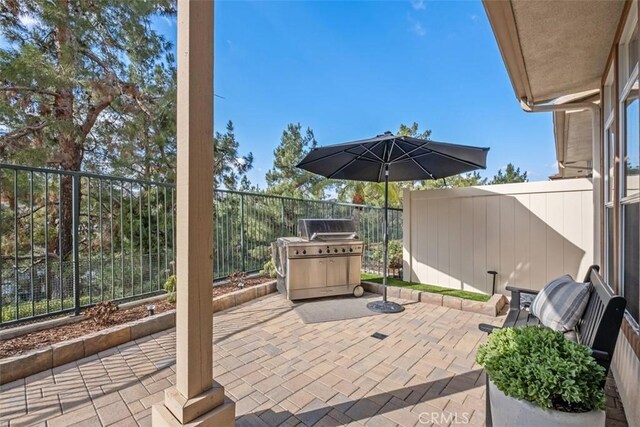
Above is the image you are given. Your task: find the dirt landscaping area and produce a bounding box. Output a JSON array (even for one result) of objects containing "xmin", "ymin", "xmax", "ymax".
[{"xmin": 0, "ymin": 276, "xmax": 271, "ymax": 358}]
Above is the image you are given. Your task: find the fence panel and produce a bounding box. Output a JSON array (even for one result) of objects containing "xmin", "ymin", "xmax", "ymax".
[
  {"xmin": 404, "ymin": 180, "xmax": 593, "ymax": 294},
  {"xmin": 0, "ymin": 163, "xmax": 401, "ymax": 325}
]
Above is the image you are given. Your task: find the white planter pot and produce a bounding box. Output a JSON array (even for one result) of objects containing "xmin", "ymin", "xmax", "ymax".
[{"xmin": 488, "ymin": 380, "xmax": 605, "ymax": 427}]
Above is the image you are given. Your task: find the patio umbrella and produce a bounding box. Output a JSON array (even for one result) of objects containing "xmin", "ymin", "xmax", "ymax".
[{"xmin": 297, "ymin": 131, "xmax": 489, "ymax": 313}]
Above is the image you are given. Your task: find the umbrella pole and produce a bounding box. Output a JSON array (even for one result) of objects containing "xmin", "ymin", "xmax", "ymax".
[
  {"xmin": 366, "ymin": 163, "xmax": 404, "ymax": 314},
  {"xmin": 382, "ymin": 166, "xmax": 389, "ymax": 303}
]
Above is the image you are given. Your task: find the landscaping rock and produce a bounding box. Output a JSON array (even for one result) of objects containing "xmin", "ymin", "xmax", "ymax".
[
  {"xmin": 52, "ymin": 339, "xmax": 84, "ymax": 367},
  {"xmin": 419, "ymin": 292, "xmax": 443, "ymax": 306},
  {"xmin": 211, "ymin": 294, "xmax": 235, "ymax": 313},
  {"xmin": 399, "ymin": 288, "xmax": 414, "ymax": 301},
  {"xmin": 442, "ymin": 295, "xmax": 463, "ymax": 310},
  {"xmin": 84, "ymin": 326, "xmax": 131, "ymax": 357},
  {"xmin": 256, "ymin": 282, "xmax": 270, "ymax": 298},
  {"xmin": 461, "ymin": 299, "xmax": 485, "ymax": 314},
  {"xmin": 266, "ymin": 281, "xmax": 277, "ymax": 293},
  {"xmin": 130, "ymin": 311, "xmax": 176, "ymax": 340},
  {"xmin": 0, "ymin": 347, "xmax": 52, "ymax": 385},
  {"xmin": 234, "ymin": 286, "xmax": 257, "ymax": 306},
  {"xmin": 484, "ymin": 294, "xmax": 508, "ymax": 316},
  {"xmin": 385, "ymin": 286, "xmax": 401, "ymax": 299}
]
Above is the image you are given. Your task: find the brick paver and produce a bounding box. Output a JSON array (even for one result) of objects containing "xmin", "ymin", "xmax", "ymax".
[{"xmin": 0, "ymin": 293, "xmax": 628, "ymax": 426}]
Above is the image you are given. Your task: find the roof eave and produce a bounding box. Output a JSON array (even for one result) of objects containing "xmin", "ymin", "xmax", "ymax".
[{"xmin": 482, "ymin": 0, "xmax": 533, "ymax": 103}]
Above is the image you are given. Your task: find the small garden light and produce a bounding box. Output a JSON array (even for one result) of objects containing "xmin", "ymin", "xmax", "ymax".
[{"xmin": 147, "ymin": 304, "xmax": 155, "ymax": 316}]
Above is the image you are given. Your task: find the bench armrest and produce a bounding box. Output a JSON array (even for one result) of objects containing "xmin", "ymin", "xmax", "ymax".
[
  {"xmin": 479, "ymin": 323, "xmax": 501, "ymax": 334},
  {"xmin": 590, "ymin": 349, "xmax": 610, "ymax": 363},
  {"xmin": 505, "ymin": 286, "xmax": 539, "ymax": 295},
  {"xmin": 505, "ymin": 286, "xmax": 539, "ymax": 310}
]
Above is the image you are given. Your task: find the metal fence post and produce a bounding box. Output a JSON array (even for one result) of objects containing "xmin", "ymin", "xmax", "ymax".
[
  {"xmin": 280, "ymin": 198, "xmax": 285, "ymax": 236},
  {"xmin": 72, "ymin": 174, "xmax": 81, "ymax": 315},
  {"xmin": 240, "ymin": 193, "xmax": 245, "ymax": 273}
]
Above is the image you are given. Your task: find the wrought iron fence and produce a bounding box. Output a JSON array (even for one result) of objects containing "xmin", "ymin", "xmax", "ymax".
[{"xmin": 0, "ymin": 163, "xmax": 402, "ymax": 325}]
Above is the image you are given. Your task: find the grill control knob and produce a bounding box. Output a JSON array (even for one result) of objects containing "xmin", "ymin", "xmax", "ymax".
[
  {"xmin": 334, "ymin": 248, "xmax": 338, "ymax": 253},
  {"xmin": 318, "ymin": 249, "xmax": 322, "ymax": 254},
  {"xmin": 342, "ymin": 248, "xmax": 346, "ymax": 252},
  {"xmin": 349, "ymin": 248, "xmax": 353, "ymax": 252},
  {"xmin": 295, "ymin": 250, "xmax": 299, "ymax": 255},
  {"xmin": 302, "ymin": 250, "xmax": 306, "ymax": 255}
]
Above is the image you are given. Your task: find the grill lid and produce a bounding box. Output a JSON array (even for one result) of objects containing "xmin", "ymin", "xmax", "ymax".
[{"xmin": 297, "ymin": 218, "xmax": 358, "ymax": 241}]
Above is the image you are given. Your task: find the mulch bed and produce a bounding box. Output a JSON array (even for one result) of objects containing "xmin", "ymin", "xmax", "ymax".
[{"xmin": 0, "ymin": 276, "xmax": 271, "ymax": 359}]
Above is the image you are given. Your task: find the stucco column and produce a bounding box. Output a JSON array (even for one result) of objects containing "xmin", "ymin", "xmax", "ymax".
[{"xmin": 152, "ymin": 1, "xmax": 235, "ymax": 425}]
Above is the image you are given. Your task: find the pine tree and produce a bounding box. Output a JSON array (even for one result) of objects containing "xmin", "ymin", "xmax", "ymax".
[
  {"xmin": 490, "ymin": 163, "xmax": 528, "ymax": 184},
  {"xmin": 0, "ymin": 0, "xmax": 176, "ymax": 257},
  {"xmin": 213, "ymin": 121, "xmax": 254, "ymax": 190},
  {"xmin": 265, "ymin": 123, "xmax": 326, "ymax": 199}
]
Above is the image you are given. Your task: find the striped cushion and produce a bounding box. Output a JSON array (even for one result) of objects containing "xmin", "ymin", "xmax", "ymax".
[{"xmin": 530, "ymin": 275, "xmax": 591, "ymax": 332}]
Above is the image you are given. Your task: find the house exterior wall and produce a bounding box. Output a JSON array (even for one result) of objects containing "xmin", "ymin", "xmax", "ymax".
[
  {"xmin": 613, "ymin": 331, "xmax": 640, "ymax": 427},
  {"xmin": 601, "ymin": 5, "xmax": 640, "ymax": 425},
  {"xmin": 402, "ymin": 179, "xmax": 594, "ymax": 294}
]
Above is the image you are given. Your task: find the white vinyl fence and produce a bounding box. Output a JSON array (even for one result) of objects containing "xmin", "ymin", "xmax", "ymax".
[{"xmin": 403, "ymin": 179, "xmax": 594, "ymax": 295}]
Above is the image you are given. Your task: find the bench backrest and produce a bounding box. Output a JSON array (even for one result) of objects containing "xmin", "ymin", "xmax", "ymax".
[{"xmin": 575, "ymin": 265, "xmax": 626, "ymax": 369}]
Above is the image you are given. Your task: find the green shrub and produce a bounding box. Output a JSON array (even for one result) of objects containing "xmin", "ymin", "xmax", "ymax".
[
  {"xmin": 372, "ymin": 239, "xmax": 402, "ymax": 269},
  {"xmin": 476, "ymin": 326, "xmax": 606, "ymax": 413},
  {"xmin": 164, "ymin": 275, "xmax": 177, "ymax": 303},
  {"xmin": 260, "ymin": 259, "xmax": 277, "ymax": 279}
]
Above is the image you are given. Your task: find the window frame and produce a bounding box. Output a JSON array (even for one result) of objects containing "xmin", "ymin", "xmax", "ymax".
[{"xmin": 617, "ymin": 6, "xmax": 640, "ymax": 329}]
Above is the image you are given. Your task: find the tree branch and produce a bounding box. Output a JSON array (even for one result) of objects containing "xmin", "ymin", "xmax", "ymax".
[
  {"xmin": 80, "ymin": 97, "xmax": 113, "ymax": 139},
  {"xmin": 0, "ymin": 122, "xmax": 49, "ymax": 144},
  {"xmin": 0, "ymin": 86, "xmax": 57, "ymax": 97}
]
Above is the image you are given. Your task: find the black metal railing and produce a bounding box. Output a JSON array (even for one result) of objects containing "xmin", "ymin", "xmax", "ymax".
[{"xmin": 0, "ymin": 163, "xmax": 402, "ymax": 325}]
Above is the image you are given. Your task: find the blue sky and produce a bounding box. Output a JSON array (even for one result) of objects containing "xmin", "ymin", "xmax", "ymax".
[{"xmin": 153, "ymin": 0, "xmax": 557, "ymax": 188}]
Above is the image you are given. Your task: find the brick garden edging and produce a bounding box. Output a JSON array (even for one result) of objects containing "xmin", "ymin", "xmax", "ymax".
[
  {"xmin": 0, "ymin": 280, "xmax": 277, "ymax": 385},
  {"xmin": 361, "ymin": 280, "xmax": 507, "ymax": 316}
]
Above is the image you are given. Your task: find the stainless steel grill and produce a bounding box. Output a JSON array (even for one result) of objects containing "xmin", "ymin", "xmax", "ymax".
[{"xmin": 274, "ymin": 219, "xmax": 364, "ymax": 300}]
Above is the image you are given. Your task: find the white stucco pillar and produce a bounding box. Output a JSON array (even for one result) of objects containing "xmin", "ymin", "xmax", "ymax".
[{"xmin": 152, "ymin": 1, "xmax": 235, "ymax": 425}]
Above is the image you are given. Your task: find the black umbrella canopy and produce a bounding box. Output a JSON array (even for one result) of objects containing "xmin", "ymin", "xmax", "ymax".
[
  {"xmin": 296, "ymin": 131, "xmax": 489, "ymax": 182},
  {"xmin": 297, "ymin": 132, "xmax": 489, "ymax": 314}
]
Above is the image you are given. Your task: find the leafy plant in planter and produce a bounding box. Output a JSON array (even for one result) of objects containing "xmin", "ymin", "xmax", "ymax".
[
  {"xmin": 260, "ymin": 259, "xmax": 277, "ymax": 279},
  {"xmin": 476, "ymin": 326, "xmax": 606, "ymax": 426},
  {"xmin": 164, "ymin": 275, "xmax": 177, "ymax": 303}
]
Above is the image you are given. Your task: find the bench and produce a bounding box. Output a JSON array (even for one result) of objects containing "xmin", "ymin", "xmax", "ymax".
[{"xmin": 478, "ymin": 265, "xmax": 626, "ymax": 426}]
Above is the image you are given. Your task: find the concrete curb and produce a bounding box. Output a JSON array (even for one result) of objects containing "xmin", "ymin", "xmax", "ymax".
[
  {"xmin": 361, "ymin": 280, "xmax": 507, "ymax": 317},
  {"xmin": 0, "ymin": 280, "xmax": 277, "ymax": 385}
]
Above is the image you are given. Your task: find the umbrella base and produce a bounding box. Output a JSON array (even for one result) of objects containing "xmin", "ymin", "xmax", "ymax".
[{"xmin": 367, "ymin": 300, "xmax": 405, "ymax": 313}]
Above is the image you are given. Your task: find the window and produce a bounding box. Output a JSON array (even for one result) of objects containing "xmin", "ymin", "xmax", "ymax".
[
  {"xmin": 622, "ymin": 203, "xmax": 640, "ymax": 320},
  {"xmin": 604, "ymin": 71, "xmax": 616, "ymax": 287},
  {"xmin": 630, "ymin": 26, "xmax": 639, "ymax": 76},
  {"xmin": 622, "ymin": 90, "xmax": 640, "ymax": 323},
  {"xmin": 616, "ymin": 7, "xmax": 640, "ymax": 326},
  {"xmin": 607, "ymin": 208, "xmax": 615, "ymax": 285},
  {"xmin": 606, "ymin": 128, "xmax": 616, "ymax": 204},
  {"xmin": 623, "ymin": 93, "xmax": 639, "ymax": 198},
  {"xmin": 605, "ymin": 126, "xmax": 616, "ymax": 285}
]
